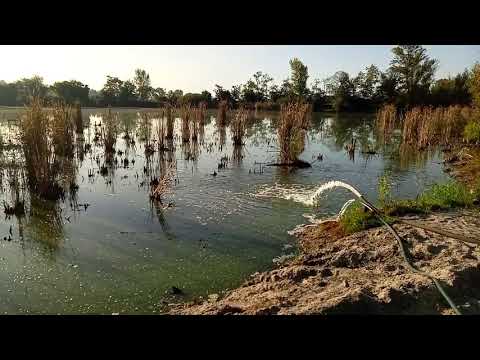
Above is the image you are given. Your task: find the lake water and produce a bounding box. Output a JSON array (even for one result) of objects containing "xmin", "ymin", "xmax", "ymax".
[{"xmin": 0, "ymin": 108, "xmax": 449, "ymax": 314}]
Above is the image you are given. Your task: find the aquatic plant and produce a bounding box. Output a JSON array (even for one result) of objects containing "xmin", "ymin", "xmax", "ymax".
[
  {"xmin": 165, "ymin": 106, "xmax": 174, "ymax": 139},
  {"xmin": 51, "ymin": 102, "xmax": 75, "ymax": 157},
  {"xmin": 402, "ymin": 106, "xmax": 470, "ymax": 149},
  {"xmin": 376, "ymin": 104, "xmax": 397, "ymax": 143},
  {"xmin": 231, "ymin": 108, "xmax": 248, "ymax": 146},
  {"xmin": 19, "ymin": 98, "xmax": 65, "ymax": 200},
  {"xmin": 102, "ymin": 108, "xmax": 118, "ymax": 154},
  {"xmin": 74, "ymin": 102, "xmax": 83, "ymax": 133},
  {"xmin": 277, "ymin": 102, "xmax": 311, "ymax": 164},
  {"xmin": 217, "ymin": 100, "xmax": 228, "ymax": 127},
  {"xmin": 180, "ymin": 105, "xmax": 191, "ymax": 143},
  {"xmin": 156, "ymin": 115, "xmax": 167, "ymax": 151}
]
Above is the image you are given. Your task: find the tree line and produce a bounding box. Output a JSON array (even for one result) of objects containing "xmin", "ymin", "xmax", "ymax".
[{"xmin": 0, "ymin": 45, "xmax": 478, "ymax": 111}]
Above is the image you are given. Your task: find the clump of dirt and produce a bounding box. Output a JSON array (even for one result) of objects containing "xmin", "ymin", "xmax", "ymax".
[{"xmin": 168, "ymin": 211, "xmax": 480, "ymax": 315}]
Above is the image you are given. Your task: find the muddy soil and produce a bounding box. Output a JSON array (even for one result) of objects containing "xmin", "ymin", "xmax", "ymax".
[{"xmin": 169, "ymin": 211, "xmax": 480, "ymax": 315}]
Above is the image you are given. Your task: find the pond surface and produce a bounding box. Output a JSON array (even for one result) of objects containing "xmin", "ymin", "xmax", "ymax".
[{"xmin": 0, "ymin": 108, "xmax": 449, "ymax": 314}]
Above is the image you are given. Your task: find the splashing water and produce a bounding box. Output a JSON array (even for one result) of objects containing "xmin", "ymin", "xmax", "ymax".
[{"xmin": 255, "ymin": 180, "xmax": 363, "ymax": 207}]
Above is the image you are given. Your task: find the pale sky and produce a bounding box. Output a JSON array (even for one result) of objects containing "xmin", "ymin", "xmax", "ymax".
[{"xmin": 0, "ymin": 45, "xmax": 478, "ymax": 93}]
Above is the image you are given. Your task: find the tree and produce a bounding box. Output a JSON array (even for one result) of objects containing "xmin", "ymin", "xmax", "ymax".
[
  {"xmin": 134, "ymin": 69, "xmax": 153, "ymax": 102},
  {"xmin": 377, "ymin": 70, "xmax": 400, "ymax": 105},
  {"xmin": 101, "ymin": 76, "xmax": 123, "ymax": 105},
  {"xmin": 430, "ymin": 70, "xmax": 471, "ymax": 107},
  {"xmin": 354, "ymin": 65, "xmax": 381, "ymax": 101},
  {"xmin": 119, "ymin": 80, "xmax": 137, "ymax": 105},
  {"xmin": 310, "ymin": 78, "xmax": 327, "ymax": 111},
  {"xmin": 167, "ymin": 89, "xmax": 183, "ymax": 105},
  {"xmin": 0, "ymin": 81, "xmax": 18, "ymax": 106},
  {"xmin": 252, "ymin": 71, "xmax": 273, "ymax": 101},
  {"xmin": 231, "ymin": 85, "xmax": 242, "ymax": 106},
  {"xmin": 51, "ymin": 80, "xmax": 90, "ymax": 105},
  {"xmin": 152, "ymin": 87, "xmax": 167, "ymax": 103},
  {"xmin": 325, "ymin": 71, "xmax": 355, "ymax": 112},
  {"xmin": 289, "ymin": 58, "xmax": 309, "ymax": 99},
  {"xmin": 468, "ymin": 63, "xmax": 480, "ymax": 108},
  {"xmin": 15, "ymin": 76, "xmax": 48, "ymax": 104},
  {"xmin": 213, "ymin": 85, "xmax": 233, "ymax": 104},
  {"xmin": 389, "ymin": 45, "xmax": 438, "ymax": 106}
]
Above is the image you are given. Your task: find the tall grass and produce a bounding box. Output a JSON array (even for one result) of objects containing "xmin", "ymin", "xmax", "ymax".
[
  {"xmin": 51, "ymin": 102, "xmax": 75, "ymax": 157},
  {"xmin": 102, "ymin": 108, "xmax": 118, "ymax": 154},
  {"xmin": 231, "ymin": 108, "xmax": 248, "ymax": 146},
  {"xmin": 165, "ymin": 106, "xmax": 174, "ymax": 139},
  {"xmin": 376, "ymin": 104, "xmax": 397, "ymax": 143},
  {"xmin": 156, "ymin": 115, "xmax": 166, "ymax": 150},
  {"xmin": 217, "ymin": 100, "xmax": 228, "ymax": 127},
  {"xmin": 180, "ymin": 105, "xmax": 191, "ymax": 142},
  {"xmin": 74, "ymin": 102, "xmax": 83, "ymax": 133},
  {"xmin": 19, "ymin": 98, "xmax": 64, "ymax": 200},
  {"xmin": 402, "ymin": 106, "xmax": 470, "ymax": 149},
  {"xmin": 277, "ymin": 103, "xmax": 311, "ymax": 164}
]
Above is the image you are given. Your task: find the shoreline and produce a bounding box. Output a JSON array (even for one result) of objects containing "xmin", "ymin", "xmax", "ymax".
[{"xmin": 168, "ymin": 145, "xmax": 480, "ymax": 315}]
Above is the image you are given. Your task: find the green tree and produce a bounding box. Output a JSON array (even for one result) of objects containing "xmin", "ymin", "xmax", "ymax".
[
  {"xmin": 134, "ymin": 69, "xmax": 153, "ymax": 102},
  {"xmin": 119, "ymin": 80, "xmax": 137, "ymax": 105},
  {"xmin": 289, "ymin": 58, "xmax": 309, "ymax": 99},
  {"xmin": 430, "ymin": 70, "xmax": 471, "ymax": 106},
  {"xmin": 310, "ymin": 78, "xmax": 327, "ymax": 111},
  {"xmin": 51, "ymin": 80, "xmax": 90, "ymax": 105},
  {"xmin": 0, "ymin": 81, "xmax": 18, "ymax": 106},
  {"xmin": 15, "ymin": 76, "xmax": 48, "ymax": 104},
  {"xmin": 354, "ymin": 65, "xmax": 381, "ymax": 100},
  {"xmin": 389, "ymin": 45, "xmax": 438, "ymax": 106},
  {"xmin": 377, "ymin": 70, "xmax": 400, "ymax": 104},
  {"xmin": 325, "ymin": 71, "xmax": 355, "ymax": 112},
  {"xmin": 101, "ymin": 76, "xmax": 123, "ymax": 105}
]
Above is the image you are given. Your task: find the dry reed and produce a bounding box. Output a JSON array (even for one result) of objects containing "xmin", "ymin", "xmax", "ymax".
[
  {"xmin": 231, "ymin": 108, "xmax": 248, "ymax": 146},
  {"xmin": 217, "ymin": 100, "xmax": 228, "ymax": 126},
  {"xmin": 102, "ymin": 108, "xmax": 118, "ymax": 154},
  {"xmin": 402, "ymin": 106, "xmax": 470, "ymax": 149},
  {"xmin": 180, "ymin": 105, "xmax": 191, "ymax": 142},
  {"xmin": 278, "ymin": 103, "xmax": 311, "ymax": 164},
  {"xmin": 376, "ymin": 104, "xmax": 397, "ymax": 143}
]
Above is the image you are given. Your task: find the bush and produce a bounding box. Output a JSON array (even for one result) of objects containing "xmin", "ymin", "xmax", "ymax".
[
  {"xmin": 339, "ymin": 201, "xmax": 381, "ymax": 234},
  {"xmin": 464, "ymin": 120, "xmax": 480, "ymax": 143}
]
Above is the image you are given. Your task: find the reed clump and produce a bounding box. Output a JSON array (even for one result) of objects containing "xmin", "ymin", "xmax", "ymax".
[
  {"xmin": 277, "ymin": 103, "xmax": 311, "ymax": 165},
  {"xmin": 376, "ymin": 104, "xmax": 397, "ymax": 143},
  {"xmin": 19, "ymin": 98, "xmax": 64, "ymax": 200},
  {"xmin": 180, "ymin": 105, "xmax": 191, "ymax": 143},
  {"xmin": 165, "ymin": 106, "xmax": 174, "ymax": 139},
  {"xmin": 156, "ymin": 115, "xmax": 167, "ymax": 151},
  {"xmin": 231, "ymin": 108, "xmax": 248, "ymax": 146},
  {"xmin": 102, "ymin": 109, "xmax": 118, "ymax": 154},
  {"xmin": 51, "ymin": 102, "xmax": 75, "ymax": 157},
  {"xmin": 402, "ymin": 106, "xmax": 470, "ymax": 149},
  {"xmin": 217, "ymin": 100, "xmax": 228, "ymax": 127},
  {"xmin": 74, "ymin": 102, "xmax": 83, "ymax": 133}
]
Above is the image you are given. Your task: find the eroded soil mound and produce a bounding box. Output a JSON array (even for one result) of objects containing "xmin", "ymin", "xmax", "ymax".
[{"xmin": 169, "ymin": 211, "xmax": 480, "ymax": 315}]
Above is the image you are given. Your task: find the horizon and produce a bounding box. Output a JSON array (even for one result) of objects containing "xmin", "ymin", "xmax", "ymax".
[{"xmin": 0, "ymin": 45, "xmax": 479, "ymax": 93}]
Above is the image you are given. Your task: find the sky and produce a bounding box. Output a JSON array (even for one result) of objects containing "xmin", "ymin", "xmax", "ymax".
[{"xmin": 0, "ymin": 45, "xmax": 478, "ymax": 93}]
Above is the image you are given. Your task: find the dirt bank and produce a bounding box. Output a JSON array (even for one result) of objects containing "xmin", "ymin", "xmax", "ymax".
[{"xmin": 169, "ymin": 210, "xmax": 480, "ymax": 315}]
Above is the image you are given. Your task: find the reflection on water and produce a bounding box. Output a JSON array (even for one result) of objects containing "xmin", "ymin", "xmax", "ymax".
[{"xmin": 0, "ymin": 108, "xmax": 450, "ymax": 314}]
